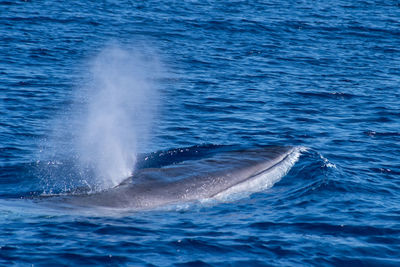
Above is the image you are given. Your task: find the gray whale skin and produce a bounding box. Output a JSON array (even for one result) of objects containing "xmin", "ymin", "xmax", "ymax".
[{"xmin": 66, "ymin": 146, "xmax": 300, "ymax": 209}]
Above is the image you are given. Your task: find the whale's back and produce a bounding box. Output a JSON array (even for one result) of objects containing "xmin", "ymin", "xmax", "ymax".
[{"xmin": 62, "ymin": 146, "xmax": 300, "ymax": 209}]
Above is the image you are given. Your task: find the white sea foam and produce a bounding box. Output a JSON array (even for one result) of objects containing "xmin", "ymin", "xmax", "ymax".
[
  {"xmin": 210, "ymin": 146, "xmax": 305, "ymax": 201},
  {"xmin": 319, "ymin": 154, "xmax": 337, "ymax": 169}
]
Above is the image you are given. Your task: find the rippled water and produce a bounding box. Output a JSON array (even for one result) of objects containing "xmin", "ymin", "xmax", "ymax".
[{"xmin": 1, "ymin": 0, "xmax": 400, "ymax": 265}]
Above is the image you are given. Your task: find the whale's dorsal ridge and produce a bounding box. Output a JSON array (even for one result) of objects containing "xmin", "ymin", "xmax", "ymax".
[{"xmin": 62, "ymin": 145, "xmax": 301, "ymax": 209}]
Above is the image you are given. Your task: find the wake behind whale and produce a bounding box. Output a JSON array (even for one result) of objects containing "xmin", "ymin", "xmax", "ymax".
[{"xmin": 56, "ymin": 145, "xmax": 302, "ymax": 210}]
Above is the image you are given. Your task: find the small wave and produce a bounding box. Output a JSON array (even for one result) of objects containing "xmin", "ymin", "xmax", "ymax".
[
  {"xmin": 296, "ymin": 91, "xmax": 358, "ymax": 100},
  {"xmin": 369, "ymin": 167, "xmax": 400, "ymax": 175},
  {"xmin": 364, "ymin": 131, "xmax": 400, "ymax": 137},
  {"xmin": 319, "ymin": 154, "xmax": 337, "ymax": 169},
  {"xmin": 264, "ymin": 147, "xmax": 341, "ymax": 203}
]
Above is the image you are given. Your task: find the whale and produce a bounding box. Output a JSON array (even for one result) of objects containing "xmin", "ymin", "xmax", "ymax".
[{"xmin": 60, "ymin": 145, "xmax": 301, "ymax": 210}]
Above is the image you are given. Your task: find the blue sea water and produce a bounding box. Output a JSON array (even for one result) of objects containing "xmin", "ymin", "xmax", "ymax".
[{"xmin": 1, "ymin": 0, "xmax": 400, "ymax": 266}]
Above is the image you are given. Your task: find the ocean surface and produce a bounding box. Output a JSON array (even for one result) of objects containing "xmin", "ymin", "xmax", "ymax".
[{"xmin": 1, "ymin": 0, "xmax": 400, "ymax": 266}]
